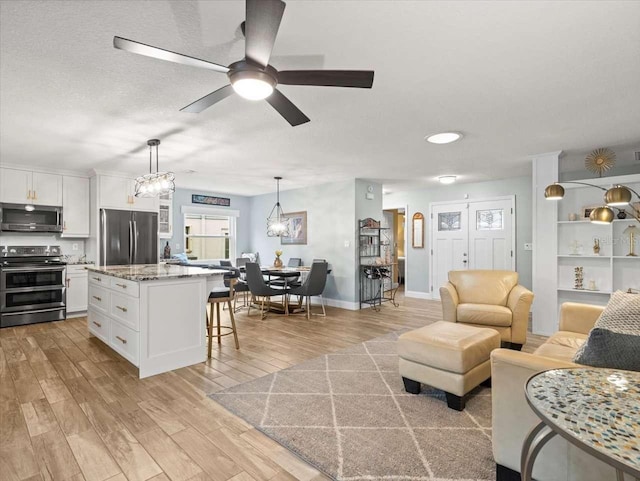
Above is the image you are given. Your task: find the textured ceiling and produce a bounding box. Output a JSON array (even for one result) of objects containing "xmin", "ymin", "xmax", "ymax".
[{"xmin": 1, "ymin": 0, "xmax": 639, "ymax": 196}]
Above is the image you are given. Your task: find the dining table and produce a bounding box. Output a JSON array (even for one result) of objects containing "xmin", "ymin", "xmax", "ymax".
[{"xmin": 240, "ymin": 265, "xmax": 329, "ymax": 314}]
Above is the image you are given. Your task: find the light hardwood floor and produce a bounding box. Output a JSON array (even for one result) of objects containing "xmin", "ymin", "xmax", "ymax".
[{"xmin": 0, "ymin": 292, "xmax": 545, "ymax": 481}]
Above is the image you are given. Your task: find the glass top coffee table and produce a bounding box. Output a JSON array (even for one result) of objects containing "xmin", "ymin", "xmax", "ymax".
[{"xmin": 522, "ymin": 368, "xmax": 640, "ymax": 481}]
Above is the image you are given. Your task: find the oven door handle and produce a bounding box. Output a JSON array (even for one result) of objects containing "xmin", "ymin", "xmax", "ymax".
[
  {"xmin": 2, "ymin": 266, "xmax": 66, "ymax": 272},
  {"xmin": 1, "ymin": 307, "xmax": 66, "ymax": 316},
  {"xmin": 3, "ymin": 285, "xmax": 66, "ymax": 293}
]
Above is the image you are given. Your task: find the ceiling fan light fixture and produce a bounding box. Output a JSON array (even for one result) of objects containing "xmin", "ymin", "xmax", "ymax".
[
  {"xmin": 229, "ymin": 69, "xmax": 276, "ymax": 100},
  {"xmin": 426, "ymin": 132, "xmax": 462, "ymax": 144}
]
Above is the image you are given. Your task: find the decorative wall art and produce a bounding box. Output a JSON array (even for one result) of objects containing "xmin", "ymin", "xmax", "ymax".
[
  {"xmin": 192, "ymin": 194, "xmax": 231, "ymax": 206},
  {"xmin": 281, "ymin": 211, "xmax": 307, "ymax": 245},
  {"xmin": 585, "ymin": 147, "xmax": 616, "ymax": 177},
  {"xmin": 412, "ymin": 212, "xmax": 424, "ymax": 248}
]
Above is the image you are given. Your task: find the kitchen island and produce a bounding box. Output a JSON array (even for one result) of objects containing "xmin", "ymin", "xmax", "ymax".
[{"xmin": 86, "ymin": 264, "xmax": 228, "ymax": 378}]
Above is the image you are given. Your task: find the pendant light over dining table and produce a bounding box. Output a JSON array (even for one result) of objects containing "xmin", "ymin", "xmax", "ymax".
[
  {"xmin": 135, "ymin": 139, "xmax": 176, "ymax": 197},
  {"xmin": 267, "ymin": 176, "xmax": 290, "ymax": 237}
]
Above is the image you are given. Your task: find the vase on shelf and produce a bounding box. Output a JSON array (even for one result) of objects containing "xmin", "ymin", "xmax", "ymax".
[
  {"xmin": 592, "ymin": 238, "xmax": 600, "ymax": 255},
  {"xmin": 274, "ymin": 250, "xmax": 283, "ymax": 267}
]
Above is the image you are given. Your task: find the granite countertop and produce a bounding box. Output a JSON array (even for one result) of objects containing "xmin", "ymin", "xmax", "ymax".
[{"xmin": 86, "ymin": 264, "xmax": 229, "ymax": 281}]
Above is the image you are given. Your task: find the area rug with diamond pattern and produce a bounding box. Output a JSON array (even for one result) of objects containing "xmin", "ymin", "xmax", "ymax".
[{"xmin": 209, "ymin": 330, "xmax": 494, "ymax": 481}]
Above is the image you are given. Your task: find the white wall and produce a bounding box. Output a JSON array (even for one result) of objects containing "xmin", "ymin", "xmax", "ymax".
[
  {"xmin": 248, "ymin": 179, "xmax": 383, "ymax": 307},
  {"xmin": 383, "ymin": 175, "xmax": 533, "ymax": 296}
]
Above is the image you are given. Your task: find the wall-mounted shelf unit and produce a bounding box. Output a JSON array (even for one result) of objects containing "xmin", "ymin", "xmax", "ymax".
[{"xmin": 555, "ymin": 175, "xmax": 639, "ymax": 310}]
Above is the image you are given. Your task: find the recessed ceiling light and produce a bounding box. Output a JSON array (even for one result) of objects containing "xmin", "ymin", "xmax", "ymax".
[
  {"xmin": 425, "ymin": 132, "xmax": 462, "ymax": 144},
  {"xmin": 438, "ymin": 175, "xmax": 457, "ymax": 184}
]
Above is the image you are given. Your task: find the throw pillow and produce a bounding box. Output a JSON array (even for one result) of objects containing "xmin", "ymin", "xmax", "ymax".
[{"xmin": 573, "ymin": 290, "xmax": 640, "ymax": 371}]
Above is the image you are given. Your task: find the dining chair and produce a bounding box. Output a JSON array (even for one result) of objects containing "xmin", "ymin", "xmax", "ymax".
[
  {"xmin": 288, "ymin": 262, "xmax": 328, "ymax": 319},
  {"xmin": 219, "ymin": 260, "xmax": 233, "ymax": 267},
  {"xmin": 245, "ymin": 262, "xmax": 286, "ymax": 319},
  {"xmin": 219, "ymin": 266, "xmax": 249, "ymax": 312}
]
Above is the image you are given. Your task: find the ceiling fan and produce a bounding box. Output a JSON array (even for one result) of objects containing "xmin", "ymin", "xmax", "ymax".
[{"xmin": 114, "ymin": 0, "xmax": 374, "ymax": 127}]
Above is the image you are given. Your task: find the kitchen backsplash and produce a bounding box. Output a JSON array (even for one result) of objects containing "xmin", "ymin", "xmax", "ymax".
[{"xmin": 0, "ymin": 232, "xmax": 87, "ymax": 258}]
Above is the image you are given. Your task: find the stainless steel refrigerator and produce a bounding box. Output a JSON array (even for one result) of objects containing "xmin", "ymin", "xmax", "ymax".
[{"xmin": 100, "ymin": 209, "xmax": 158, "ymax": 265}]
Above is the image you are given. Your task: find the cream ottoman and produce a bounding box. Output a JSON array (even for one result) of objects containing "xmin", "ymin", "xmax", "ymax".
[{"xmin": 398, "ymin": 321, "xmax": 500, "ymax": 411}]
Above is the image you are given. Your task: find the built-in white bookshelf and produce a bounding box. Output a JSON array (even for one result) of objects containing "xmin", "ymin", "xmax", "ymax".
[{"xmin": 555, "ymin": 174, "xmax": 639, "ymax": 308}]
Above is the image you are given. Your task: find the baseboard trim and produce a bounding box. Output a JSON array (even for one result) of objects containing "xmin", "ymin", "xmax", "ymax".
[
  {"xmin": 65, "ymin": 311, "xmax": 87, "ymax": 319},
  {"xmin": 310, "ymin": 297, "xmax": 359, "ymax": 311},
  {"xmin": 404, "ymin": 290, "xmax": 432, "ymax": 300}
]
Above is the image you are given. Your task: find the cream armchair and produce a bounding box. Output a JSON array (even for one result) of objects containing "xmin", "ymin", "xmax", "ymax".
[
  {"xmin": 490, "ymin": 302, "xmax": 624, "ymax": 481},
  {"xmin": 439, "ymin": 270, "xmax": 534, "ymax": 349}
]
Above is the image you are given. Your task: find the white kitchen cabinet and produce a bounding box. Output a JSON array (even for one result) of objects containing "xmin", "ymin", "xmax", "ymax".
[
  {"xmin": 62, "ymin": 176, "xmax": 90, "ymax": 237},
  {"xmin": 32, "ymin": 172, "xmax": 62, "ymax": 205},
  {"xmin": 0, "ymin": 168, "xmax": 62, "ymax": 205},
  {"xmin": 0, "ymin": 168, "xmax": 33, "ymax": 203},
  {"xmin": 98, "ymin": 175, "xmax": 157, "ymax": 212},
  {"xmin": 66, "ymin": 264, "xmax": 92, "ymax": 316},
  {"xmin": 158, "ymin": 193, "xmax": 173, "ymax": 238},
  {"xmin": 99, "ymin": 175, "xmax": 131, "ymax": 209}
]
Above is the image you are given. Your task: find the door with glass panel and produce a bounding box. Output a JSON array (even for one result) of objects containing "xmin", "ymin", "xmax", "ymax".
[
  {"xmin": 430, "ymin": 198, "xmax": 514, "ymax": 299},
  {"xmin": 468, "ymin": 199, "xmax": 513, "ymax": 270},
  {"xmin": 431, "ymin": 203, "xmax": 469, "ymax": 298}
]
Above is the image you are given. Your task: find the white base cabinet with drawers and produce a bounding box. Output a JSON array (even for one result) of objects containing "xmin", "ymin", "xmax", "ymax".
[{"xmin": 87, "ymin": 272, "xmax": 223, "ymax": 378}]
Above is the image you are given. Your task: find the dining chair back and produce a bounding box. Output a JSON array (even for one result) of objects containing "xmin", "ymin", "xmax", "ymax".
[
  {"xmin": 245, "ymin": 262, "xmax": 284, "ymax": 319},
  {"xmin": 288, "ymin": 258, "xmax": 302, "ymax": 267},
  {"xmin": 235, "ymin": 257, "xmax": 248, "ymax": 268},
  {"xmin": 289, "ymin": 262, "xmax": 328, "ymax": 319},
  {"xmin": 219, "ymin": 260, "xmax": 233, "ymax": 267}
]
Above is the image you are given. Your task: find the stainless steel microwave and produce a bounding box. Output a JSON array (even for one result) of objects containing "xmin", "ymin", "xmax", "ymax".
[{"xmin": 0, "ymin": 203, "xmax": 63, "ymax": 233}]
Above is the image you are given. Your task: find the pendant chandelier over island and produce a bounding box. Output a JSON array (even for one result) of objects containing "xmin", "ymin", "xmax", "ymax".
[{"xmin": 135, "ymin": 139, "xmax": 176, "ymax": 197}]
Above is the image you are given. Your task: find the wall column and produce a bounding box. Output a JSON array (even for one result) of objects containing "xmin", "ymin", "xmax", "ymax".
[{"xmin": 531, "ymin": 151, "xmax": 562, "ymax": 335}]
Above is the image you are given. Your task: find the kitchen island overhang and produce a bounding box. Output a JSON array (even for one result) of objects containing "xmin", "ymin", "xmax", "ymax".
[{"xmin": 86, "ymin": 264, "xmax": 229, "ymax": 378}]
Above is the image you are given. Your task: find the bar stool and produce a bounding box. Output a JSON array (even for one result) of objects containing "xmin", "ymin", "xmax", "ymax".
[{"xmin": 207, "ymin": 278, "xmax": 239, "ymax": 356}]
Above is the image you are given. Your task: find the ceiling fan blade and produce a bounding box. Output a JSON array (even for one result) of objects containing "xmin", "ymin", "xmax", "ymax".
[
  {"xmin": 265, "ymin": 89, "xmax": 310, "ymax": 127},
  {"xmin": 245, "ymin": 0, "xmax": 285, "ymax": 68},
  {"xmin": 113, "ymin": 36, "xmax": 229, "ymax": 73},
  {"xmin": 278, "ymin": 70, "xmax": 374, "ymax": 88},
  {"xmin": 180, "ymin": 84, "xmax": 234, "ymax": 113}
]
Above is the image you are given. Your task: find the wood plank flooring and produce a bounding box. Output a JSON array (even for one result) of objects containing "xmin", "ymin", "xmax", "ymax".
[{"xmin": 0, "ymin": 292, "xmax": 545, "ymax": 481}]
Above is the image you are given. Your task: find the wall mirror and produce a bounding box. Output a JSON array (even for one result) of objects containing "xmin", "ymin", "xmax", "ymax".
[{"xmin": 412, "ymin": 212, "xmax": 424, "ymax": 248}]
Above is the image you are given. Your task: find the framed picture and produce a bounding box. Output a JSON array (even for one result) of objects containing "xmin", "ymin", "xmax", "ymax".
[
  {"xmin": 581, "ymin": 205, "xmax": 599, "ymax": 219},
  {"xmin": 192, "ymin": 194, "xmax": 230, "ymax": 207},
  {"xmin": 412, "ymin": 212, "xmax": 425, "ymax": 248},
  {"xmin": 281, "ymin": 211, "xmax": 307, "ymax": 245}
]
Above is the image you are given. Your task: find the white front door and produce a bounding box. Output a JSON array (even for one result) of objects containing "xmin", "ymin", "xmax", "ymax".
[
  {"xmin": 468, "ymin": 199, "xmax": 514, "ymax": 270},
  {"xmin": 431, "ymin": 197, "xmax": 515, "ymax": 299},
  {"xmin": 431, "ymin": 203, "xmax": 469, "ymax": 296}
]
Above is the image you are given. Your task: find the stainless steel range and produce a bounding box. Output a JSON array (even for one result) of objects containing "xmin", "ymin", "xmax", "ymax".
[{"xmin": 0, "ymin": 245, "xmax": 66, "ymax": 328}]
